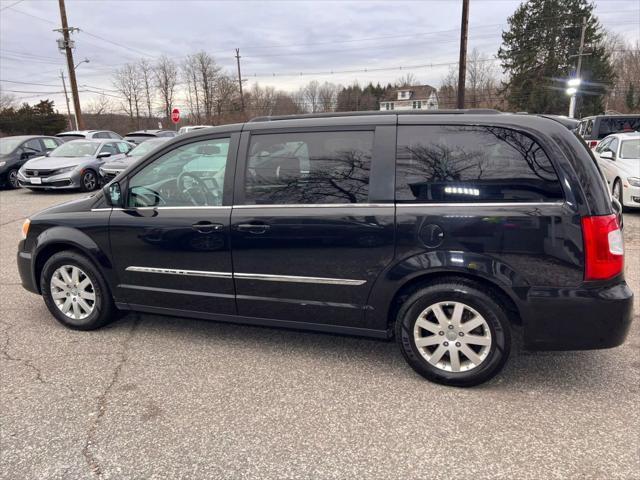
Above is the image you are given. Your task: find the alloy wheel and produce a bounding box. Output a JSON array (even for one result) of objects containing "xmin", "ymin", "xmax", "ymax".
[
  {"xmin": 50, "ymin": 265, "xmax": 96, "ymax": 320},
  {"xmin": 8, "ymin": 169, "xmax": 18, "ymax": 188},
  {"xmin": 83, "ymin": 172, "xmax": 97, "ymax": 190},
  {"xmin": 413, "ymin": 301, "xmax": 492, "ymax": 373},
  {"xmin": 613, "ymin": 181, "xmax": 622, "ymax": 203}
]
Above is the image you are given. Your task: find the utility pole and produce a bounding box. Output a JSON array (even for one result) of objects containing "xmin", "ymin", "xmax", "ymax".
[
  {"xmin": 235, "ymin": 48, "xmax": 245, "ymax": 112},
  {"xmin": 59, "ymin": 70, "xmax": 74, "ymax": 130},
  {"xmin": 456, "ymin": 0, "xmax": 470, "ymax": 109},
  {"xmin": 568, "ymin": 16, "xmax": 588, "ymax": 118},
  {"xmin": 56, "ymin": 0, "xmax": 84, "ymax": 130}
]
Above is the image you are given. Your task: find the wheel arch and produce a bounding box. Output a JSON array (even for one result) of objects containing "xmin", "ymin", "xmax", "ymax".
[
  {"xmin": 385, "ymin": 270, "xmax": 523, "ymax": 334},
  {"xmin": 32, "ymin": 226, "xmax": 113, "ymax": 293}
]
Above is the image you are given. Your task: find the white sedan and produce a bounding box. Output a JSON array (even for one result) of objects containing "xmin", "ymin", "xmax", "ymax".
[{"xmin": 594, "ymin": 132, "xmax": 640, "ymax": 209}]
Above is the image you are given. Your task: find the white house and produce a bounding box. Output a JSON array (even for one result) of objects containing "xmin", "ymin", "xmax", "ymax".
[{"xmin": 379, "ymin": 85, "xmax": 439, "ymax": 111}]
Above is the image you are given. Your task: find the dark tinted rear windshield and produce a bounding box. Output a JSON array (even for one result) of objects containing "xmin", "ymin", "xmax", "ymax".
[
  {"xmin": 596, "ymin": 117, "xmax": 640, "ymax": 139},
  {"xmin": 56, "ymin": 134, "xmax": 85, "ymax": 141}
]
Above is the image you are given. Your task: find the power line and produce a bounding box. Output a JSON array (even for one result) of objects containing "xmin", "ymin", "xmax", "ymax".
[
  {"xmin": 0, "ymin": 79, "xmax": 60, "ymax": 87},
  {"xmin": 0, "ymin": 0, "xmax": 25, "ymax": 12}
]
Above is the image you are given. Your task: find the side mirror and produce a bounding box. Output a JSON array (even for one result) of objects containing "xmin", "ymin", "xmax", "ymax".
[
  {"xmin": 600, "ymin": 150, "xmax": 615, "ymax": 160},
  {"xmin": 98, "ymin": 151, "xmax": 112, "ymax": 159},
  {"xmin": 103, "ymin": 182, "xmax": 123, "ymax": 208}
]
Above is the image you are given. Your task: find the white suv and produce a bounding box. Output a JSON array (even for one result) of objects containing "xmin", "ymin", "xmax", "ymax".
[{"xmin": 594, "ymin": 132, "xmax": 640, "ymax": 209}]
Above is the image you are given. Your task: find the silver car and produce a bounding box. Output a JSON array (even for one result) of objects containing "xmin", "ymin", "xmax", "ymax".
[{"xmin": 17, "ymin": 139, "xmax": 133, "ymax": 191}]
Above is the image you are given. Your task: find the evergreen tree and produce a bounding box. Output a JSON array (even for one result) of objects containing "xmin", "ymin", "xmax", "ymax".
[
  {"xmin": 0, "ymin": 100, "xmax": 67, "ymax": 136},
  {"xmin": 498, "ymin": 0, "xmax": 615, "ymax": 115},
  {"xmin": 625, "ymin": 84, "xmax": 638, "ymax": 111}
]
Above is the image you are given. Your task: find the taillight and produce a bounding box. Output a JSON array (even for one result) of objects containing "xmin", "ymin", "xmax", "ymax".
[
  {"xmin": 581, "ymin": 214, "xmax": 624, "ymax": 281},
  {"xmin": 588, "ymin": 140, "xmax": 598, "ymax": 149}
]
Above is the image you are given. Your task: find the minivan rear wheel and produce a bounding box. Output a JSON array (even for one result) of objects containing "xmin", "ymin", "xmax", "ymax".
[
  {"xmin": 41, "ymin": 250, "xmax": 115, "ymax": 330},
  {"xmin": 396, "ymin": 280, "xmax": 510, "ymax": 387}
]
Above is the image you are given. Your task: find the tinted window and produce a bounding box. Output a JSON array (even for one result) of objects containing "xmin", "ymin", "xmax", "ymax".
[
  {"xmin": 23, "ymin": 139, "xmax": 42, "ymax": 152},
  {"xmin": 93, "ymin": 132, "xmax": 109, "ymax": 139},
  {"xmin": 108, "ymin": 132, "xmax": 122, "ymax": 139},
  {"xmin": 597, "ymin": 117, "xmax": 640, "ymax": 139},
  {"xmin": 244, "ymin": 131, "xmax": 373, "ymax": 205},
  {"xmin": 128, "ymin": 138, "xmax": 230, "ymax": 207},
  {"xmin": 396, "ymin": 125, "xmax": 563, "ymax": 203}
]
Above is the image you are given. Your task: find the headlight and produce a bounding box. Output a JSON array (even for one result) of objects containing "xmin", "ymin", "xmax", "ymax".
[
  {"xmin": 54, "ymin": 166, "xmax": 75, "ymax": 175},
  {"xmin": 0, "ymin": 161, "xmax": 6, "ymax": 167},
  {"xmin": 21, "ymin": 218, "xmax": 30, "ymax": 239},
  {"xmin": 627, "ymin": 177, "xmax": 640, "ymax": 187}
]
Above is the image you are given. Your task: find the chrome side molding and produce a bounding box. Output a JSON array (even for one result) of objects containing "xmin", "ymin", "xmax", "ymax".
[
  {"xmin": 126, "ymin": 266, "xmax": 366, "ymax": 286},
  {"xmin": 125, "ymin": 266, "xmax": 232, "ymax": 279}
]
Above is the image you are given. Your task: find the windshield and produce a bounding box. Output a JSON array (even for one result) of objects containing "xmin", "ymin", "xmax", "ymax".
[
  {"xmin": 0, "ymin": 138, "xmax": 23, "ymax": 155},
  {"xmin": 50, "ymin": 141, "xmax": 99, "ymax": 157},
  {"xmin": 129, "ymin": 140, "xmax": 165, "ymax": 157},
  {"xmin": 620, "ymin": 139, "xmax": 640, "ymax": 159}
]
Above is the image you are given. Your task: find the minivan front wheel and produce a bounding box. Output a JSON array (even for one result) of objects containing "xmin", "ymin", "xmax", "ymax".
[
  {"xmin": 396, "ymin": 280, "xmax": 510, "ymax": 387},
  {"xmin": 41, "ymin": 250, "xmax": 115, "ymax": 330}
]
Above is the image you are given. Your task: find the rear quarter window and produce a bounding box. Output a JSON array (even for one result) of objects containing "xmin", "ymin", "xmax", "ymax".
[{"xmin": 396, "ymin": 125, "xmax": 564, "ymax": 203}]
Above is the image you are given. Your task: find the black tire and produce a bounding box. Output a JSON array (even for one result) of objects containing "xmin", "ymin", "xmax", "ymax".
[
  {"xmin": 40, "ymin": 250, "xmax": 115, "ymax": 330},
  {"xmin": 80, "ymin": 169, "xmax": 98, "ymax": 192},
  {"xmin": 7, "ymin": 169, "xmax": 19, "ymax": 189},
  {"xmin": 612, "ymin": 179, "xmax": 623, "ymax": 206},
  {"xmin": 395, "ymin": 279, "xmax": 511, "ymax": 387}
]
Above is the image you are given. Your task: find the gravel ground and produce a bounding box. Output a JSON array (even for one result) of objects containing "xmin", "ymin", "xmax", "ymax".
[{"xmin": 1, "ymin": 187, "xmax": 638, "ymax": 480}]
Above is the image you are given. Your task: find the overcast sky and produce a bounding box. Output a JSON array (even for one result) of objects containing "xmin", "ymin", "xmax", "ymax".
[{"xmin": 0, "ymin": 0, "xmax": 638, "ymax": 112}]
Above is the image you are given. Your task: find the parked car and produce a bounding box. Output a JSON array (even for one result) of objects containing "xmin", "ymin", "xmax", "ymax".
[
  {"xmin": 56, "ymin": 130, "xmax": 123, "ymax": 142},
  {"xmin": 99, "ymin": 137, "xmax": 171, "ymax": 183},
  {"xmin": 17, "ymin": 139, "xmax": 133, "ymax": 191},
  {"xmin": 0, "ymin": 135, "xmax": 63, "ymax": 188},
  {"xmin": 17, "ymin": 111, "xmax": 633, "ymax": 387},
  {"xmin": 577, "ymin": 114, "xmax": 640, "ymax": 149},
  {"xmin": 123, "ymin": 129, "xmax": 177, "ymax": 145},
  {"xmin": 594, "ymin": 132, "xmax": 640, "ymax": 209},
  {"xmin": 178, "ymin": 125, "xmax": 214, "ymax": 135}
]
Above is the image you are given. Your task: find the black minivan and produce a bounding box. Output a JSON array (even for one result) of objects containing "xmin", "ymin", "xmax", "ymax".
[{"xmin": 17, "ymin": 111, "xmax": 633, "ymax": 386}]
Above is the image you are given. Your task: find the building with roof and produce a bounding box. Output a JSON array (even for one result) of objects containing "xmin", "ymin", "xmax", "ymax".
[{"xmin": 379, "ymin": 85, "xmax": 439, "ymax": 111}]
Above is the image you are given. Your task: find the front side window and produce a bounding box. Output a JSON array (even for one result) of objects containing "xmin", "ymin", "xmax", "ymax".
[
  {"xmin": 100, "ymin": 143, "xmax": 118, "ymax": 155},
  {"xmin": 620, "ymin": 139, "xmax": 640, "ymax": 159},
  {"xmin": 128, "ymin": 138, "xmax": 230, "ymax": 207},
  {"xmin": 42, "ymin": 138, "xmax": 59, "ymax": 149},
  {"xmin": 396, "ymin": 125, "xmax": 563, "ymax": 203},
  {"xmin": 607, "ymin": 138, "xmax": 619, "ymax": 156},
  {"xmin": 24, "ymin": 139, "xmax": 42, "ymax": 152},
  {"xmin": 244, "ymin": 131, "xmax": 373, "ymax": 205}
]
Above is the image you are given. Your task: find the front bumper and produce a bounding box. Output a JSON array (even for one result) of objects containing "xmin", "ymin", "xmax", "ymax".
[
  {"xmin": 17, "ymin": 170, "xmax": 81, "ymax": 189},
  {"xmin": 523, "ymin": 281, "xmax": 633, "ymax": 350},
  {"xmin": 17, "ymin": 244, "xmax": 38, "ymax": 294},
  {"xmin": 622, "ymin": 183, "xmax": 640, "ymax": 208}
]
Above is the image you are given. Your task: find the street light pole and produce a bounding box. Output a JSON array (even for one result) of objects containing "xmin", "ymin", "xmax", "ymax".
[
  {"xmin": 568, "ymin": 16, "xmax": 588, "ymax": 118},
  {"xmin": 59, "ymin": 70, "xmax": 74, "ymax": 130}
]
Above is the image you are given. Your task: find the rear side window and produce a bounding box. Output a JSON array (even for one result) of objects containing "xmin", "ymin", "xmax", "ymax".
[
  {"xmin": 396, "ymin": 125, "xmax": 563, "ymax": 203},
  {"xmin": 597, "ymin": 117, "xmax": 640, "ymax": 139},
  {"xmin": 244, "ymin": 131, "xmax": 373, "ymax": 205}
]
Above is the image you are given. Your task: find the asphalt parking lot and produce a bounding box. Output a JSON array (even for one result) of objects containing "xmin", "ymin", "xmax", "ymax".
[{"xmin": 0, "ymin": 187, "xmax": 638, "ymax": 480}]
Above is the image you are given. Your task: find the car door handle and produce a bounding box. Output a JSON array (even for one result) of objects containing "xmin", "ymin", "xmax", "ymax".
[
  {"xmin": 236, "ymin": 223, "xmax": 271, "ymax": 234},
  {"xmin": 192, "ymin": 222, "xmax": 224, "ymax": 233}
]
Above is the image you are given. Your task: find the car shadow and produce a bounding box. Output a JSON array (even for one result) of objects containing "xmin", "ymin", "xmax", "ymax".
[{"xmin": 103, "ymin": 311, "xmax": 629, "ymax": 392}]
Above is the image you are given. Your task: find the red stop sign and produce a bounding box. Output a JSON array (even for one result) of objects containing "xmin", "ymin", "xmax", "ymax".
[{"xmin": 170, "ymin": 108, "xmax": 180, "ymax": 124}]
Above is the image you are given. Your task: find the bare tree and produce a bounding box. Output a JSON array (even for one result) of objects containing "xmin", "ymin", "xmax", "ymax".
[
  {"xmin": 603, "ymin": 34, "xmax": 640, "ymax": 113},
  {"xmin": 154, "ymin": 55, "xmax": 178, "ymax": 121},
  {"xmin": 113, "ymin": 63, "xmax": 143, "ymax": 128},
  {"xmin": 395, "ymin": 73, "xmax": 418, "ymax": 88},
  {"xmin": 0, "ymin": 92, "xmax": 17, "ymax": 110},
  {"xmin": 139, "ymin": 59, "xmax": 155, "ymax": 121},
  {"xmin": 86, "ymin": 94, "xmax": 113, "ymax": 115},
  {"xmin": 301, "ymin": 80, "xmax": 321, "ymax": 112},
  {"xmin": 318, "ymin": 82, "xmax": 338, "ymax": 112},
  {"xmin": 467, "ymin": 49, "xmax": 498, "ymax": 108}
]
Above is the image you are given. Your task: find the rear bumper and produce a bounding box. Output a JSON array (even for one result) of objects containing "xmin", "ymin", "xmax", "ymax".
[{"xmin": 523, "ymin": 281, "xmax": 633, "ymax": 350}]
